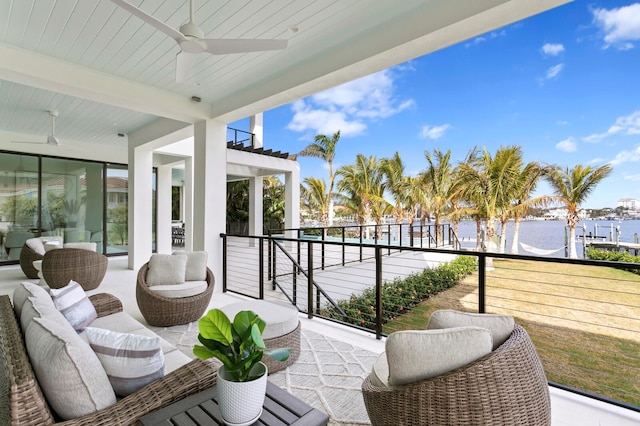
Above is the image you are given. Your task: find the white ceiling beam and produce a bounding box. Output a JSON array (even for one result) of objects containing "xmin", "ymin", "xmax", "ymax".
[{"xmin": 0, "ymin": 43, "xmax": 210, "ymax": 123}]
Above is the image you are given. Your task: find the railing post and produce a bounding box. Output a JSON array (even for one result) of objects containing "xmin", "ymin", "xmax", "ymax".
[
  {"xmin": 410, "ymin": 224, "xmax": 414, "ymax": 247},
  {"xmin": 307, "ymin": 242, "xmax": 314, "ymax": 319},
  {"xmin": 267, "ymin": 230, "xmax": 272, "ymax": 281},
  {"xmin": 388, "ymin": 224, "xmax": 391, "ymax": 255},
  {"xmin": 399, "ymin": 223, "xmax": 403, "ymax": 251},
  {"xmin": 222, "ymin": 234, "xmax": 227, "ymax": 292},
  {"xmin": 478, "ymin": 254, "xmax": 486, "ymax": 313},
  {"xmin": 375, "ymin": 246, "xmax": 383, "ymax": 340},
  {"xmin": 420, "ymin": 224, "xmax": 424, "ymax": 248},
  {"xmin": 359, "ymin": 225, "xmax": 363, "ymax": 262},
  {"xmin": 259, "ymin": 237, "xmax": 265, "ymax": 299},
  {"xmin": 342, "ymin": 227, "xmax": 346, "ymax": 266},
  {"xmin": 297, "ymin": 229, "xmax": 301, "ymax": 270},
  {"xmin": 321, "ymin": 230, "xmax": 326, "ymax": 270}
]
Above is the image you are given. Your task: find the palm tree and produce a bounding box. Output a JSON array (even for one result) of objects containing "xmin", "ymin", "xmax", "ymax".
[
  {"xmin": 421, "ymin": 149, "xmax": 456, "ymax": 244},
  {"xmin": 508, "ymin": 162, "xmax": 550, "ymax": 254},
  {"xmin": 298, "ymin": 131, "xmax": 341, "ymax": 225},
  {"xmin": 545, "ymin": 164, "xmax": 613, "ymax": 258},
  {"xmin": 380, "ymin": 152, "xmax": 411, "ymax": 224},
  {"xmin": 337, "ymin": 154, "xmax": 386, "ymax": 228},
  {"xmin": 457, "ymin": 146, "xmax": 523, "ymax": 253},
  {"xmin": 301, "ymin": 177, "xmax": 330, "ymax": 226}
]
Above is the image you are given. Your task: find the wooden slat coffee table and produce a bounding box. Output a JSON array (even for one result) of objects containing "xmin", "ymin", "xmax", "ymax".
[{"xmin": 138, "ymin": 381, "xmax": 329, "ymax": 426}]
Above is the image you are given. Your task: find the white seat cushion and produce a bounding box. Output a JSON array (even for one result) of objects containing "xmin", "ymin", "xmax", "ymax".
[
  {"xmin": 25, "ymin": 317, "xmax": 116, "ymax": 420},
  {"xmin": 384, "ymin": 326, "xmax": 492, "ymax": 386},
  {"xmin": 63, "ymin": 242, "xmax": 97, "ymax": 251},
  {"xmin": 427, "ymin": 310, "xmax": 515, "ymax": 350},
  {"xmin": 370, "ymin": 353, "xmax": 389, "ymax": 387},
  {"xmin": 148, "ymin": 280, "xmax": 208, "ymax": 298},
  {"xmin": 220, "ymin": 300, "xmax": 299, "ymax": 340}
]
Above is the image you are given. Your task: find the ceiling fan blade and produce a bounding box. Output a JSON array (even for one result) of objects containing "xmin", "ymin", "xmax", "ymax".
[
  {"xmin": 176, "ymin": 51, "xmax": 198, "ymax": 83},
  {"xmin": 110, "ymin": 0, "xmax": 187, "ymax": 44},
  {"xmin": 11, "ymin": 140, "xmax": 45, "ymax": 145},
  {"xmin": 202, "ymin": 39, "xmax": 288, "ymax": 55}
]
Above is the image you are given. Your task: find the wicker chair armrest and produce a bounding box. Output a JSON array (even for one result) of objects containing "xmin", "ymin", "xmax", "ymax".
[
  {"xmin": 56, "ymin": 358, "xmax": 220, "ymax": 426},
  {"xmin": 88, "ymin": 293, "xmax": 123, "ymax": 317}
]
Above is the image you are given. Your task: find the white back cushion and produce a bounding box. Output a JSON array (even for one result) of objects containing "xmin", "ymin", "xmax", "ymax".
[
  {"xmin": 427, "ymin": 310, "xmax": 514, "ymax": 350},
  {"xmin": 25, "ymin": 317, "xmax": 116, "ymax": 420},
  {"xmin": 147, "ymin": 254, "xmax": 187, "ymax": 286},
  {"xmin": 385, "ymin": 326, "xmax": 492, "ymax": 386},
  {"xmin": 13, "ymin": 281, "xmax": 50, "ymax": 319},
  {"xmin": 26, "ymin": 238, "xmax": 46, "ymax": 255}
]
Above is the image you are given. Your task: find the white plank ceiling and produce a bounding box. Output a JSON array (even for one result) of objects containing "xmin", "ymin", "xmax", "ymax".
[{"xmin": 0, "ymin": 0, "xmax": 571, "ymax": 152}]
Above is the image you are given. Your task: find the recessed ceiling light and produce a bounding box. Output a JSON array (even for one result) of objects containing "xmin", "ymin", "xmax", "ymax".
[{"xmin": 288, "ymin": 25, "xmax": 299, "ymax": 33}]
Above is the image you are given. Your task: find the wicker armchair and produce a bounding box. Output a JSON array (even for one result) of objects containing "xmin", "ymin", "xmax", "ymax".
[
  {"xmin": 0, "ymin": 294, "xmax": 219, "ymax": 426},
  {"xmin": 362, "ymin": 325, "xmax": 551, "ymax": 426},
  {"xmin": 41, "ymin": 248, "xmax": 108, "ymax": 290},
  {"xmin": 136, "ymin": 262, "xmax": 214, "ymax": 326},
  {"xmin": 20, "ymin": 243, "xmax": 44, "ymax": 278}
]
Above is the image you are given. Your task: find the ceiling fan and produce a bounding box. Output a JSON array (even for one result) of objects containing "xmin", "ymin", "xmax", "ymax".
[
  {"xmin": 110, "ymin": 0, "xmax": 288, "ymax": 83},
  {"xmin": 12, "ymin": 110, "xmax": 63, "ymax": 147}
]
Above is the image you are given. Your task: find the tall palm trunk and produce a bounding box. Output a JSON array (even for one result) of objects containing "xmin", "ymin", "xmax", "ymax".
[
  {"xmin": 510, "ymin": 218, "xmax": 522, "ymax": 254},
  {"xmin": 567, "ymin": 213, "xmax": 579, "ymax": 259},
  {"xmin": 499, "ymin": 218, "xmax": 508, "ymax": 254}
]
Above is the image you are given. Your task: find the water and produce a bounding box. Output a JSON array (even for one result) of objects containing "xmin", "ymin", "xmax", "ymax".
[{"xmin": 454, "ymin": 219, "xmax": 640, "ymax": 258}]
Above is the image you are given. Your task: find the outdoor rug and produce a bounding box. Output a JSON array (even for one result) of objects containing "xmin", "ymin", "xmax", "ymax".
[{"xmin": 151, "ymin": 323, "xmax": 379, "ymax": 425}]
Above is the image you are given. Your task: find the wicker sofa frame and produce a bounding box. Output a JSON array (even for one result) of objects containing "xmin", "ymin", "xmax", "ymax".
[
  {"xmin": 136, "ymin": 262, "xmax": 215, "ymax": 327},
  {"xmin": 41, "ymin": 248, "xmax": 108, "ymax": 291},
  {"xmin": 362, "ymin": 325, "xmax": 551, "ymax": 426},
  {"xmin": 0, "ymin": 293, "xmax": 219, "ymax": 426},
  {"xmin": 19, "ymin": 243, "xmax": 43, "ymax": 279}
]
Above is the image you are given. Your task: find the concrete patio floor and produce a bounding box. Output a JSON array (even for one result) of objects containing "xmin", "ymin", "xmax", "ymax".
[{"xmin": 1, "ymin": 256, "xmax": 639, "ymax": 425}]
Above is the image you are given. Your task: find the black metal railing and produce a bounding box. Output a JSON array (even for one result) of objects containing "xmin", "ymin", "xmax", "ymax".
[
  {"xmin": 227, "ymin": 127, "xmax": 255, "ymax": 148},
  {"xmin": 221, "ymin": 232, "xmax": 640, "ymax": 412}
]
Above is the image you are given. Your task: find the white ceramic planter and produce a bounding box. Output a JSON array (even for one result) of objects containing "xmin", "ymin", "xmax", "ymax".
[{"xmin": 217, "ymin": 362, "xmax": 268, "ymax": 426}]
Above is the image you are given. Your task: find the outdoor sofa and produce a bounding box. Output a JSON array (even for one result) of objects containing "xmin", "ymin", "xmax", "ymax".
[{"xmin": 0, "ymin": 283, "xmax": 219, "ymax": 425}]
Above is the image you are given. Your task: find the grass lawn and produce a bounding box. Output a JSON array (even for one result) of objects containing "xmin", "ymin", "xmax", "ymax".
[{"xmin": 383, "ymin": 258, "xmax": 640, "ymax": 407}]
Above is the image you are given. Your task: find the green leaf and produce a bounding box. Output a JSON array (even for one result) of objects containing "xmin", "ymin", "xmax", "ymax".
[
  {"xmin": 265, "ymin": 347, "xmax": 291, "ymax": 362},
  {"xmin": 251, "ymin": 323, "xmax": 266, "ymax": 349},
  {"xmin": 193, "ymin": 345, "xmax": 214, "ymax": 360},
  {"xmin": 198, "ymin": 309, "xmax": 233, "ymax": 345}
]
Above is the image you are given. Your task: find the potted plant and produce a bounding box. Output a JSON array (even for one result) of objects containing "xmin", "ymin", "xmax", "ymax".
[{"xmin": 194, "ymin": 308, "xmax": 290, "ymax": 425}]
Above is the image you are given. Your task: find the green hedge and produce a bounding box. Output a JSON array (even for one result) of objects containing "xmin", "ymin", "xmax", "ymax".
[
  {"xmin": 321, "ymin": 256, "xmax": 476, "ymax": 329},
  {"xmin": 586, "ymin": 247, "xmax": 640, "ymax": 274}
]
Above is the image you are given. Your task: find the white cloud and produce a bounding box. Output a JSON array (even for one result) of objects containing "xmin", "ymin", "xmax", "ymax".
[
  {"xmin": 557, "ymin": 120, "xmax": 569, "ymax": 125},
  {"xmin": 556, "ymin": 137, "xmax": 577, "ymax": 152},
  {"xmin": 287, "ymin": 69, "xmax": 413, "ymax": 137},
  {"xmin": 610, "ymin": 145, "xmax": 640, "ymax": 165},
  {"xmin": 593, "ymin": 3, "xmax": 640, "ymax": 49},
  {"xmin": 624, "ymin": 173, "xmax": 640, "ymax": 181},
  {"xmin": 419, "ymin": 124, "xmax": 451, "ymax": 140},
  {"xmin": 584, "ymin": 110, "xmax": 640, "ymax": 142},
  {"xmin": 541, "ymin": 43, "xmax": 565, "ymax": 56},
  {"xmin": 545, "ymin": 63, "xmax": 565, "ymax": 79}
]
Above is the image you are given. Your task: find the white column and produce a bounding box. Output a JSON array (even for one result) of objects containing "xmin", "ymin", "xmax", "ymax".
[
  {"xmin": 249, "ymin": 176, "xmax": 263, "ymax": 237},
  {"xmin": 193, "ymin": 119, "xmax": 226, "ymax": 287},
  {"xmin": 284, "ymin": 167, "xmax": 301, "ymax": 238},
  {"xmin": 183, "ymin": 156, "xmax": 193, "ymax": 252},
  {"xmin": 156, "ymin": 164, "xmax": 172, "ymax": 254},
  {"xmin": 128, "ymin": 145, "xmax": 154, "ymax": 270},
  {"xmin": 250, "ymin": 113, "xmax": 263, "ymax": 149}
]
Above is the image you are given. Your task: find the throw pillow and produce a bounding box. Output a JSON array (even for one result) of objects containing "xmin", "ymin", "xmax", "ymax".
[
  {"xmin": 174, "ymin": 251, "xmax": 208, "ymax": 281},
  {"xmin": 427, "ymin": 309, "xmax": 515, "ymax": 350},
  {"xmin": 26, "ymin": 238, "xmax": 46, "ymax": 255},
  {"xmin": 50, "ymin": 280, "xmax": 97, "ymax": 332},
  {"xmin": 385, "ymin": 326, "xmax": 492, "ymax": 386},
  {"xmin": 147, "ymin": 253, "xmax": 187, "ymax": 286},
  {"xmin": 25, "ymin": 317, "xmax": 116, "ymax": 420},
  {"xmin": 85, "ymin": 327, "xmax": 165, "ymax": 397}
]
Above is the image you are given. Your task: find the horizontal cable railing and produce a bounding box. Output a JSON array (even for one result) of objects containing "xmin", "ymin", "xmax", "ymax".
[{"xmin": 221, "ymin": 233, "xmax": 640, "ymax": 412}]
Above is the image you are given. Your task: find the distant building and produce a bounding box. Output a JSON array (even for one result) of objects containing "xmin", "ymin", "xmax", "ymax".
[{"xmin": 617, "ymin": 198, "xmax": 640, "ymax": 210}]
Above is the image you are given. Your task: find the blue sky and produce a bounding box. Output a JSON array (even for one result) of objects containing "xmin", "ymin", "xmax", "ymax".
[{"xmin": 233, "ymin": 1, "xmax": 640, "ymax": 209}]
